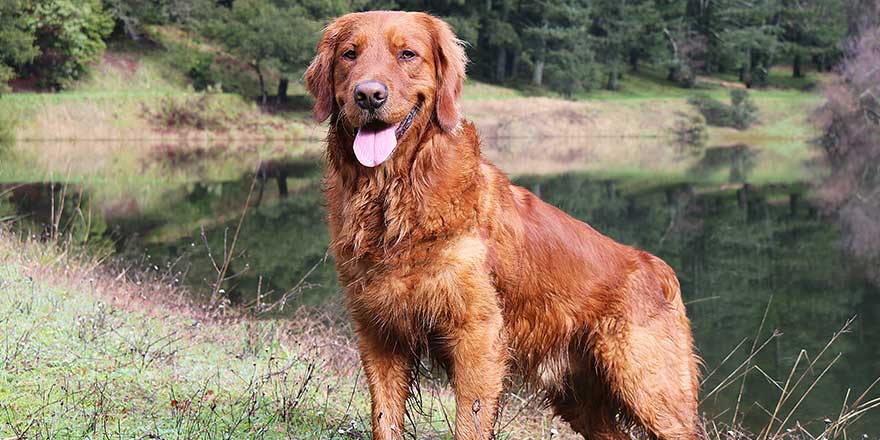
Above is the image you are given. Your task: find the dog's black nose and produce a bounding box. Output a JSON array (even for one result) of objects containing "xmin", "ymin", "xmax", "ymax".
[{"xmin": 354, "ymin": 80, "xmax": 388, "ymax": 110}]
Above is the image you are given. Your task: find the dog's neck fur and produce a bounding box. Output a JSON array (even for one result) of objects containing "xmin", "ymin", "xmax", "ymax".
[{"xmin": 324, "ymin": 117, "xmax": 483, "ymax": 269}]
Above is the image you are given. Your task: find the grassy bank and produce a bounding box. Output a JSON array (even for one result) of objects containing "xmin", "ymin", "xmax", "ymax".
[
  {"xmin": 0, "ymin": 229, "xmax": 358, "ymax": 438},
  {"xmin": 0, "ymin": 30, "xmax": 823, "ymax": 146},
  {"xmin": 0, "ymin": 49, "xmax": 823, "ymax": 204},
  {"xmin": 3, "ymin": 224, "xmax": 877, "ymax": 439},
  {"xmin": 0, "ymin": 229, "xmax": 586, "ymax": 439},
  {"xmin": 0, "ymin": 28, "xmax": 826, "ymax": 213}
]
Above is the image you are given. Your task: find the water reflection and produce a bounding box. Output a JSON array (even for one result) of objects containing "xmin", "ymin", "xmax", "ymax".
[
  {"xmin": 691, "ymin": 144, "xmax": 758, "ymax": 183},
  {"xmin": 117, "ymin": 163, "xmax": 879, "ymax": 432}
]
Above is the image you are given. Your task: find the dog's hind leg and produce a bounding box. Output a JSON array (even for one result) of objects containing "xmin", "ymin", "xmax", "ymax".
[
  {"xmin": 550, "ymin": 362, "xmax": 629, "ymax": 440},
  {"xmin": 587, "ymin": 309, "xmax": 701, "ymax": 440}
]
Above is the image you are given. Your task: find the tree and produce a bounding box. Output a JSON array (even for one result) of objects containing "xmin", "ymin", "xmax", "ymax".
[
  {"xmin": 711, "ymin": 0, "xmax": 782, "ymax": 87},
  {"xmin": 815, "ymin": 3, "xmax": 880, "ymax": 284},
  {"xmin": 590, "ymin": 0, "xmax": 651, "ymax": 90},
  {"xmin": 23, "ymin": 0, "xmax": 114, "ymax": 89},
  {"xmin": 271, "ymin": 0, "xmax": 347, "ymax": 102},
  {"xmin": 519, "ymin": 0, "xmax": 597, "ymax": 92},
  {"xmin": 205, "ymin": 0, "xmax": 285, "ymax": 103},
  {"xmin": 0, "ymin": 0, "xmax": 38, "ymax": 92},
  {"xmin": 204, "ymin": 0, "xmax": 335, "ymax": 104},
  {"xmin": 779, "ymin": 0, "xmax": 846, "ymax": 78}
]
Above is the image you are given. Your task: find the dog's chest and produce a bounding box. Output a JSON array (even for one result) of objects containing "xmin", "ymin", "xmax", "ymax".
[{"xmin": 343, "ymin": 234, "xmax": 492, "ymax": 337}]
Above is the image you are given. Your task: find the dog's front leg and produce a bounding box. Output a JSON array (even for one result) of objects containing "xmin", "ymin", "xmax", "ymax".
[
  {"xmin": 357, "ymin": 326, "xmax": 413, "ymax": 440},
  {"xmin": 449, "ymin": 309, "xmax": 507, "ymax": 440}
]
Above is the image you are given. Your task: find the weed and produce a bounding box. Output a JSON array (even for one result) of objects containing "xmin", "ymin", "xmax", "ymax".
[{"xmin": 674, "ymin": 112, "xmax": 709, "ymax": 149}]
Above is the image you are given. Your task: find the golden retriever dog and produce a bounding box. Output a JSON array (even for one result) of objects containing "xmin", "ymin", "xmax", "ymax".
[{"xmin": 305, "ymin": 11, "xmax": 701, "ymax": 440}]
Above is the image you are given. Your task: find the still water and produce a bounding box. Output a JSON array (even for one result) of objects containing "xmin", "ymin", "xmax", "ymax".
[{"xmin": 2, "ymin": 138, "xmax": 878, "ymax": 434}]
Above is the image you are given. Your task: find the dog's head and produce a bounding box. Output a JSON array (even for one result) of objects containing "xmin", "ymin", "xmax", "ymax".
[{"xmin": 305, "ymin": 11, "xmax": 467, "ymax": 167}]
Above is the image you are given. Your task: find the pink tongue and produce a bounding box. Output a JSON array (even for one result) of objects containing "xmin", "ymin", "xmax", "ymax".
[{"xmin": 353, "ymin": 124, "xmax": 398, "ymax": 167}]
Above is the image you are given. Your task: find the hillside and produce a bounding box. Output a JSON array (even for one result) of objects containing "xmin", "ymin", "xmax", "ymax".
[{"xmin": 1, "ymin": 34, "xmax": 822, "ymax": 144}]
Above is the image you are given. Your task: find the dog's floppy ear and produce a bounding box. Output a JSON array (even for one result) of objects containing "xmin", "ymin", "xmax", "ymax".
[
  {"xmin": 305, "ymin": 18, "xmax": 346, "ymax": 123},
  {"xmin": 426, "ymin": 15, "xmax": 467, "ymax": 132}
]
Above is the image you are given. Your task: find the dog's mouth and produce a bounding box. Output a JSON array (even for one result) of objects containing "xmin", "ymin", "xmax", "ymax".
[{"xmin": 353, "ymin": 101, "xmax": 421, "ymax": 168}]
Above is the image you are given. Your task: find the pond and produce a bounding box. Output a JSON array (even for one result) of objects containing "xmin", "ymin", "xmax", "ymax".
[{"xmin": 2, "ymin": 137, "xmax": 878, "ymax": 434}]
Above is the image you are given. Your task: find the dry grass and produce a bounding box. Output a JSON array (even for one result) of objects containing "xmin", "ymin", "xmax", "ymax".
[
  {"xmin": 7, "ymin": 93, "xmax": 312, "ymax": 143},
  {"xmin": 463, "ymin": 97, "xmax": 686, "ymax": 139}
]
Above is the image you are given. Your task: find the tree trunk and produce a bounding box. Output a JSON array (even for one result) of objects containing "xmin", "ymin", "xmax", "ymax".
[
  {"xmin": 792, "ymin": 54, "xmax": 802, "ymax": 78},
  {"xmin": 813, "ymin": 54, "xmax": 823, "ymax": 72},
  {"xmin": 741, "ymin": 48, "xmax": 752, "ymax": 88},
  {"xmin": 254, "ymin": 63, "xmax": 267, "ymax": 105},
  {"xmin": 667, "ymin": 66, "xmax": 679, "ymax": 81},
  {"xmin": 532, "ymin": 22, "xmax": 548, "ymax": 87},
  {"xmin": 511, "ymin": 51, "xmax": 520, "ymax": 79},
  {"xmin": 629, "ymin": 50, "xmax": 639, "ymax": 72},
  {"xmin": 605, "ymin": 180, "xmax": 617, "ymax": 200},
  {"xmin": 496, "ymin": 48, "xmax": 507, "ymax": 82},
  {"xmin": 495, "ymin": 4, "xmax": 510, "ymax": 83},
  {"xmin": 789, "ymin": 192, "xmax": 800, "ymax": 216},
  {"xmin": 276, "ymin": 77, "xmax": 289, "ymax": 103},
  {"xmin": 533, "ymin": 57, "xmax": 545, "ymax": 86},
  {"xmin": 606, "ymin": 68, "xmax": 619, "ymax": 91}
]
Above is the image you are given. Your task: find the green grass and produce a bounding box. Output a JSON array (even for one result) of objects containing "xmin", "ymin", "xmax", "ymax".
[
  {"xmin": 0, "ymin": 230, "xmax": 364, "ymax": 438},
  {"xmin": 0, "ymin": 230, "xmax": 588, "ymax": 439},
  {"xmin": 712, "ymin": 65, "xmax": 820, "ymax": 92}
]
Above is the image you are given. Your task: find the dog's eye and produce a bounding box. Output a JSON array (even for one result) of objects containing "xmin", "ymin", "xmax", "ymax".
[
  {"xmin": 342, "ymin": 50, "xmax": 357, "ymax": 60},
  {"xmin": 399, "ymin": 50, "xmax": 417, "ymax": 61}
]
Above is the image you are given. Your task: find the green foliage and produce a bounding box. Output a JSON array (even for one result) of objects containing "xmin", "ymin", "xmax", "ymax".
[
  {"xmin": 521, "ymin": 0, "xmax": 597, "ymax": 92},
  {"xmin": 104, "ymin": 0, "xmax": 219, "ymax": 37},
  {"xmin": 200, "ymin": 0, "xmax": 326, "ymax": 102},
  {"xmin": 384, "ymin": 0, "xmax": 849, "ymax": 93},
  {"xmin": 0, "ymin": 0, "xmax": 856, "ymax": 95},
  {"xmin": 688, "ymin": 89, "xmax": 758, "ymax": 129},
  {"xmin": 0, "ymin": 0, "xmax": 38, "ymax": 92},
  {"xmin": 23, "ymin": 0, "xmax": 115, "ymax": 89},
  {"xmin": 543, "ymin": 36, "xmax": 600, "ymax": 96},
  {"xmin": 186, "ymin": 52, "xmax": 216, "ymax": 91},
  {"xmin": 673, "ymin": 113, "xmax": 708, "ymax": 148},
  {"xmin": 729, "ymin": 89, "xmax": 759, "ymax": 128}
]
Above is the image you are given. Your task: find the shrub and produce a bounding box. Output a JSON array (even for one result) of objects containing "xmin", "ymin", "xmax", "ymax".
[
  {"xmin": 673, "ymin": 113, "xmax": 708, "ymax": 149},
  {"xmin": 186, "ymin": 52, "xmax": 217, "ymax": 91},
  {"xmin": 729, "ymin": 89, "xmax": 759, "ymax": 129},
  {"xmin": 143, "ymin": 90, "xmax": 234, "ymax": 131},
  {"xmin": 814, "ymin": 11, "xmax": 880, "ymax": 284},
  {"xmin": 0, "ymin": 0, "xmax": 38, "ymax": 91},
  {"xmin": 688, "ymin": 90, "xmax": 758, "ymax": 130},
  {"xmin": 24, "ymin": 0, "xmax": 115, "ymax": 89},
  {"xmin": 687, "ymin": 95, "xmax": 730, "ymax": 126}
]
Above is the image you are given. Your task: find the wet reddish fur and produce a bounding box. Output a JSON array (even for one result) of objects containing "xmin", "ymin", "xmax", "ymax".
[{"xmin": 306, "ymin": 11, "xmax": 701, "ymax": 440}]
